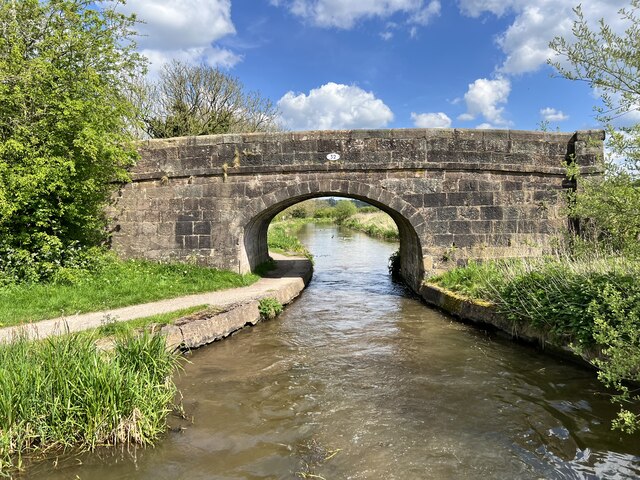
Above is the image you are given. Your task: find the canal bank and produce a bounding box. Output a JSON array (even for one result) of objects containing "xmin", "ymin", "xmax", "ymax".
[
  {"xmin": 418, "ymin": 282, "xmax": 595, "ymax": 368},
  {"xmin": 27, "ymin": 223, "xmax": 640, "ymax": 480},
  {"xmin": 0, "ymin": 253, "xmax": 312, "ymax": 346}
]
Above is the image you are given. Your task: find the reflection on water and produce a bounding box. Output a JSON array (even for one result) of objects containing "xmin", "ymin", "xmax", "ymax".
[{"xmin": 28, "ymin": 224, "xmax": 640, "ymax": 479}]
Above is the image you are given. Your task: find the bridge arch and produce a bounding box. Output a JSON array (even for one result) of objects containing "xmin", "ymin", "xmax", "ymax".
[{"xmin": 236, "ymin": 180, "xmax": 427, "ymax": 289}]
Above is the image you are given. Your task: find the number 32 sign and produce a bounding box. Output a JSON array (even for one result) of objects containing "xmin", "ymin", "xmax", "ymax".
[{"xmin": 326, "ymin": 153, "xmax": 341, "ymax": 161}]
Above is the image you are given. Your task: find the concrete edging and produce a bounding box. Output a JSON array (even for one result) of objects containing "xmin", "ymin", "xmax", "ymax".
[{"xmin": 161, "ymin": 259, "xmax": 313, "ymax": 351}]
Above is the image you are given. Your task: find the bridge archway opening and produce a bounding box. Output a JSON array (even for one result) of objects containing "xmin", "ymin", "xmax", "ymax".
[{"xmin": 241, "ymin": 189, "xmax": 425, "ymax": 290}]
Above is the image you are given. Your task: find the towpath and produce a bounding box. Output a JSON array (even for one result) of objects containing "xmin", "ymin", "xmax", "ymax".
[{"xmin": 0, "ymin": 254, "xmax": 311, "ymax": 344}]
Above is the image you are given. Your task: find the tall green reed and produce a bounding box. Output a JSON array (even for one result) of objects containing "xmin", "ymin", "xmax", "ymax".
[{"xmin": 0, "ymin": 331, "xmax": 180, "ymax": 476}]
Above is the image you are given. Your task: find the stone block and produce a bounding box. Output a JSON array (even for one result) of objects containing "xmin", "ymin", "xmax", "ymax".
[
  {"xmin": 175, "ymin": 221, "xmax": 193, "ymax": 236},
  {"xmin": 423, "ymin": 193, "xmax": 447, "ymax": 207},
  {"xmin": 480, "ymin": 206, "xmax": 504, "ymax": 220},
  {"xmin": 194, "ymin": 221, "xmax": 211, "ymax": 235}
]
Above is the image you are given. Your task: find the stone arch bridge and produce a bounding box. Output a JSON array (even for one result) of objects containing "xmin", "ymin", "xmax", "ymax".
[{"xmin": 110, "ymin": 129, "xmax": 604, "ymax": 291}]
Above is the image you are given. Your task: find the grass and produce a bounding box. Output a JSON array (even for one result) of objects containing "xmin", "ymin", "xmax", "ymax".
[
  {"xmin": 0, "ymin": 331, "xmax": 181, "ymax": 476},
  {"xmin": 96, "ymin": 304, "xmax": 213, "ymax": 337},
  {"xmin": 341, "ymin": 212, "xmax": 399, "ymax": 241},
  {"xmin": 267, "ymin": 221, "xmax": 312, "ymax": 258},
  {"xmin": 428, "ymin": 256, "xmax": 640, "ymax": 344},
  {"xmin": 0, "ymin": 258, "xmax": 259, "ymax": 328},
  {"xmin": 428, "ymin": 255, "xmax": 640, "ymax": 433}
]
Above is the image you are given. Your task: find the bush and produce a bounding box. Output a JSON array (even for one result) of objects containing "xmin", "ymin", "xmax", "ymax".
[
  {"xmin": 333, "ymin": 200, "xmax": 357, "ymax": 223},
  {"xmin": 0, "ymin": 242, "xmax": 111, "ymax": 286},
  {"xmin": 429, "ymin": 256, "xmax": 640, "ymax": 433},
  {"xmin": 313, "ymin": 207, "xmax": 335, "ymax": 219},
  {"xmin": 258, "ymin": 297, "xmax": 283, "ymax": 320},
  {"xmin": 0, "ymin": 1, "xmax": 144, "ymax": 283}
]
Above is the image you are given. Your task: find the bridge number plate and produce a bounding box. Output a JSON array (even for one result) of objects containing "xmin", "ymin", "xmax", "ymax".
[{"xmin": 326, "ymin": 153, "xmax": 341, "ymax": 161}]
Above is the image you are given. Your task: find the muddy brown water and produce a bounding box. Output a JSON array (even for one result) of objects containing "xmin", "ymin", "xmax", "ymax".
[{"xmin": 28, "ymin": 224, "xmax": 640, "ymax": 479}]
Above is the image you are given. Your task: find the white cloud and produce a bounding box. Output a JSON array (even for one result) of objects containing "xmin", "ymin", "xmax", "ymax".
[
  {"xmin": 540, "ymin": 107, "xmax": 569, "ymax": 122},
  {"xmin": 277, "ymin": 82, "xmax": 394, "ymax": 130},
  {"xmin": 120, "ymin": 0, "xmax": 240, "ymax": 71},
  {"xmin": 459, "ymin": 77, "xmax": 511, "ymax": 126},
  {"xmin": 411, "ymin": 1, "xmax": 441, "ymax": 25},
  {"xmin": 458, "ymin": 0, "xmax": 518, "ymax": 17},
  {"xmin": 458, "ymin": 0, "xmax": 630, "ymax": 75},
  {"xmin": 411, "ymin": 112, "xmax": 451, "ymax": 128},
  {"xmin": 273, "ymin": 0, "xmax": 440, "ymax": 29},
  {"xmin": 475, "ymin": 123, "xmax": 495, "ymax": 129}
]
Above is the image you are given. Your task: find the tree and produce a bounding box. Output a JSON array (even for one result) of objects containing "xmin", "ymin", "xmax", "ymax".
[
  {"xmin": 0, "ymin": 0, "xmax": 145, "ymax": 282},
  {"xmin": 549, "ymin": 1, "xmax": 640, "ymax": 257},
  {"xmin": 549, "ymin": 1, "xmax": 640, "ymax": 433},
  {"xmin": 143, "ymin": 60, "xmax": 280, "ymax": 138},
  {"xmin": 334, "ymin": 199, "xmax": 357, "ymax": 223}
]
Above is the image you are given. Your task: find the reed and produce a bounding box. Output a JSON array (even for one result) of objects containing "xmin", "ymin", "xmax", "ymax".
[{"xmin": 0, "ymin": 331, "xmax": 180, "ymax": 476}]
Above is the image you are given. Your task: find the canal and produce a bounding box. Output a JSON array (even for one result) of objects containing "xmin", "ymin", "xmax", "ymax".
[{"xmin": 31, "ymin": 223, "xmax": 640, "ymax": 479}]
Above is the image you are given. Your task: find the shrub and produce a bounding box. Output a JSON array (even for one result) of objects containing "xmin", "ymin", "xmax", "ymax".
[
  {"xmin": 258, "ymin": 297, "xmax": 283, "ymax": 320},
  {"xmin": 333, "ymin": 200, "xmax": 357, "ymax": 223}
]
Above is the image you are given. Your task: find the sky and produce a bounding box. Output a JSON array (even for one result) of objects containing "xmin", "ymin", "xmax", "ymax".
[{"xmin": 118, "ymin": 0, "xmax": 635, "ymax": 133}]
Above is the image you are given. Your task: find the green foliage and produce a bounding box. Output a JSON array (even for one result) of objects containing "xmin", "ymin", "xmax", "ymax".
[
  {"xmin": 342, "ymin": 217, "xmax": 399, "ymax": 241},
  {"xmin": 429, "ymin": 259, "xmax": 516, "ymax": 300},
  {"xmin": 0, "ymin": 256, "xmax": 258, "ymax": 327},
  {"xmin": 550, "ymin": 1, "xmax": 640, "ymax": 258},
  {"xmin": 549, "ymin": 5, "xmax": 640, "ymax": 432},
  {"xmin": 313, "ymin": 207, "xmax": 336, "ymax": 219},
  {"xmin": 429, "ymin": 256, "xmax": 640, "ymax": 433},
  {"xmin": 258, "ymin": 297, "xmax": 283, "ymax": 320},
  {"xmin": 497, "ymin": 261, "xmax": 639, "ymax": 347},
  {"xmin": 589, "ymin": 286, "xmax": 640, "ymax": 433},
  {"xmin": 267, "ymin": 222, "xmax": 311, "ymax": 258},
  {"xmin": 97, "ymin": 304, "xmax": 211, "ymax": 337},
  {"xmin": 142, "ymin": 60, "xmax": 279, "ymax": 138},
  {"xmin": 0, "ymin": 331, "xmax": 180, "ymax": 475},
  {"xmin": 333, "ymin": 199, "xmax": 357, "ymax": 223},
  {"xmin": 289, "ymin": 205, "xmax": 309, "ymax": 218},
  {"xmin": 569, "ymin": 170, "xmax": 640, "ymax": 258},
  {"xmin": 388, "ymin": 250, "xmax": 401, "ymax": 277},
  {"xmin": 358, "ymin": 206, "xmax": 378, "ymax": 213},
  {"xmin": 0, "ymin": 0, "xmax": 145, "ymax": 282}
]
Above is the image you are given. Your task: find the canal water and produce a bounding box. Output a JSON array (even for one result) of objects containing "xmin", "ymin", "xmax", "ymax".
[{"xmin": 30, "ymin": 224, "xmax": 639, "ymax": 479}]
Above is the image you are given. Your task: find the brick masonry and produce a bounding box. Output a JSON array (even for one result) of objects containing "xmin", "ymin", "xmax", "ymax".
[{"xmin": 109, "ymin": 128, "xmax": 604, "ymax": 291}]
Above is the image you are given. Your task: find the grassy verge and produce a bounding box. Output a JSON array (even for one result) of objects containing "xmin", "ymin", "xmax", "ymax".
[
  {"xmin": 0, "ymin": 331, "xmax": 180, "ymax": 476},
  {"xmin": 267, "ymin": 219, "xmax": 315, "ymax": 258},
  {"xmin": 96, "ymin": 304, "xmax": 214, "ymax": 337},
  {"xmin": 428, "ymin": 256, "xmax": 640, "ymax": 433},
  {"xmin": 0, "ymin": 257, "xmax": 259, "ymax": 328},
  {"xmin": 341, "ymin": 212, "xmax": 399, "ymax": 241}
]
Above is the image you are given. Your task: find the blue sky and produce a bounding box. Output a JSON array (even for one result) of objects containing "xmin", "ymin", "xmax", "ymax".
[{"xmin": 119, "ymin": 0, "xmax": 633, "ymax": 133}]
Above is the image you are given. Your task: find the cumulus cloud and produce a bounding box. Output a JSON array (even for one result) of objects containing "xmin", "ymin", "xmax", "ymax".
[
  {"xmin": 120, "ymin": 0, "xmax": 240, "ymax": 72},
  {"xmin": 540, "ymin": 107, "xmax": 569, "ymax": 122},
  {"xmin": 458, "ymin": 77, "xmax": 511, "ymax": 126},
  {"xmin": 277, "ymin": 82, "xmax": 394, "ymax": 130},
  {"xmin": 411, "ymin": 112, "xmax": 451, "ymax": 128},
  {"xmin": 458, "ymin": 0, "xmax": 630, "ymax": 74},
  {"xmin": 272, "ymin": 0, "xmax": 440, "ymax": 29}
]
